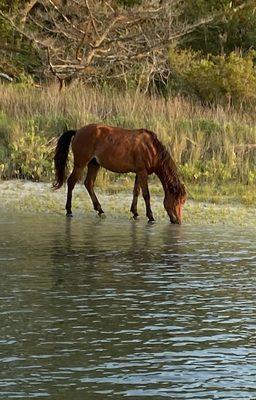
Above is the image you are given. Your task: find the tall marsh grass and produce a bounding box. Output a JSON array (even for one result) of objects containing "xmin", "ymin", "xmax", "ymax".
[{"xmin": 0, "ymin": 83, "xmax": 256, "ymax": 187}]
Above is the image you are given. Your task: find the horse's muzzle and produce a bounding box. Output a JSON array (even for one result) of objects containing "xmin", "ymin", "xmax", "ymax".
[{"xmin": 170, "ymin": 216, "xmax": 181, "ymax": 224}]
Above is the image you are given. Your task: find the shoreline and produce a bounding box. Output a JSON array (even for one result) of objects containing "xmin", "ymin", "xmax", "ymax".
[{"xmin": 0, "ymin": 180, "xmax": 255, "ymax": 226}]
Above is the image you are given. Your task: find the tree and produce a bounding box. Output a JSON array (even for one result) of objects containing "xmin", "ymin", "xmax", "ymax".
[
  {"xmin": 0, "ymin": 0, "xmax": 214, "ymax": 89},
  {"xmin": 181, "ymin": 0, "xmax": 256, "ymax": 55}
]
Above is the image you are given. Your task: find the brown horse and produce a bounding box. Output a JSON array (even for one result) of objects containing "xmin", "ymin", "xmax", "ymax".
[{"xmin": 53, "ymin": 124, "xmax": 186, "ymax": 223}]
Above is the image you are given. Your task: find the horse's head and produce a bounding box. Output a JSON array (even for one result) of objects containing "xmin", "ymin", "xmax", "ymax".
[{"xmin": 163, "ymin": 182, "xmax": 187, "ymax": 224}]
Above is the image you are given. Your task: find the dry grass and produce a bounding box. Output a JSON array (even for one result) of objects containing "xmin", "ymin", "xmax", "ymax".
[{"xmin": 0, "ymin": 82, "xmax": 256, "ymax": 190}]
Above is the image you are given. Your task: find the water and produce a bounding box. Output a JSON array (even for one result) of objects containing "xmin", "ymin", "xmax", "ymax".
[{"xmin": 0, "ymin": 213, "xmax": 256, "ymax": 399}]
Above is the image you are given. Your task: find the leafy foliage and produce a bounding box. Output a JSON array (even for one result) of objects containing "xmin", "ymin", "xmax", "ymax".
[
  {"xmin": 169, "ymin": 49, "xmax": 256, "ymax": 107},
  {"xmin": 1, "ymin": 119, "xmax": 54, "ymax": 180},
  {"xmin": 181, "ymin": 1, "xmax": 256, "ymax": 55}
]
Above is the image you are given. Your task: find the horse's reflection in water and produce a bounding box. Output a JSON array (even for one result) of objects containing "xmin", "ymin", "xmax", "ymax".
[{"xmin": 50, "ymin": 217, "xmax": 186, "ymax": 292}]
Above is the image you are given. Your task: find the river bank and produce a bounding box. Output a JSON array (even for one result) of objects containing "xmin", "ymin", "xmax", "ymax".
[
  {"xmin": 1, "ymin": 180, "xmax": 255, "ymax": 226},
  {"xmin": 1, "ymin": 84, "xmax": 256, "ymax": 187}
]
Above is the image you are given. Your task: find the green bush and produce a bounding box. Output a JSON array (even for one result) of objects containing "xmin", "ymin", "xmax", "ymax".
[
  {"xmin": 169, "ymin": 49, "xmax": 256, "ymax": 107},
  {"xmin": 3, "ymin": 122, "xmax": 55, "ymax": 180}
]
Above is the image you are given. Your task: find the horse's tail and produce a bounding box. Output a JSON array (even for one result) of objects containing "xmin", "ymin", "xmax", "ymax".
[{"xmin": 53, "ymin": 129, "xmax": 76, "ymax": 189}]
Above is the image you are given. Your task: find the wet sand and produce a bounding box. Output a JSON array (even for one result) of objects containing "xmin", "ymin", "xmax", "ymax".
[{"xmin": 0, "ymin": 180, "xmax": 255, "ymax": 226}]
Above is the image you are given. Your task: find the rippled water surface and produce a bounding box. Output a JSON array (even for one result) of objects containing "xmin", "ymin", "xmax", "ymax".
[{"xmin": 1, "ymin": 213, "xmax": 256, "ymax": 399}]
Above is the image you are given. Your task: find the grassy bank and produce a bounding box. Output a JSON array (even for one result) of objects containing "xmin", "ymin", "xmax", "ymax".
[
  {"xmin": 1, "ymin": 180, "xmax": 256, "ymax": 226},
  {"xmin": 0, "ymin": 83, "xmax": 256, "ymax": 204}
]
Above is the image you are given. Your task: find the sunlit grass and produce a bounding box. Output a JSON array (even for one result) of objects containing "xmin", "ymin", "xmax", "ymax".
[{"xmin": 0, "ymin": 83, "xmax": 256, "ymax": 205}]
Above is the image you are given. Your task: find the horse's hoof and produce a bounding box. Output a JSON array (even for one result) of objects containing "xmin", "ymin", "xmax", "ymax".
[
  {"xmin": 133, "ymin": 214, "xmax": 139, "ymax": 220},
  {"xmin": 148, "ymin": 218, "xmax": 155, "ymax": 223},
  {"xmin": 66, "ymin": 212, "xmax": 73, "ymax": 218},
  {"xmin": 98, "ymin": 211, "xmax": 105, "ymax": 218}
]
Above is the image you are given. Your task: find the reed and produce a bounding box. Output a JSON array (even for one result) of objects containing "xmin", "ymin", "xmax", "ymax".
[{"xmin": 0, "ymin": 83, "xmax": 256, "ymax": 192}]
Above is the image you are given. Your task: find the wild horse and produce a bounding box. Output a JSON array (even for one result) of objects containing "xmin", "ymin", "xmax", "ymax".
[{"xmin": 53, "ymin": 124, "xmax": 186, "ymax": 223}]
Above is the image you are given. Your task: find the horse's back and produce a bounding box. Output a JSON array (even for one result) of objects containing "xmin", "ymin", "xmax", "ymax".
[
  {"xmin": 75, "ymin": 123, "xmax": 149, "ymax": 138},
  {"xmin": 71, "ymin": 123, "xmax": 158, "ymax": 173}
]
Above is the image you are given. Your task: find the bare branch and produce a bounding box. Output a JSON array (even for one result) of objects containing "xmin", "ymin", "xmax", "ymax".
[
  {"xmin": 47, "ymin": 0, "xmax": 87, "ymax": 35},
  {"xmin": 0, "ymin": 72, "xmax": 13, "ymax": 82},
  {"xmin": 1, "ymin": 0, "xmax": 231, "ymax": 90},
  {"xmin": 87, "ymin": 15, "xmax": 124, "ymax": 65},
  {"xmin": 85, "ymin": 0, "xmax": 99, "ymax": 37},
  {"xmin": 131, "ymin": 15, "xmax": 215, "ymax": 60},
  {"xmin": 19, "ymin": 0, "xmax": 39, "ymax": 28},
  {"xmin": 0, "ymin": 10, "xmax": 48, "ymax": 50}
]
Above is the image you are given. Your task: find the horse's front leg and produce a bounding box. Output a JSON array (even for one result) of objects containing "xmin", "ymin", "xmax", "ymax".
[
  {"xmin": 137, "ymin": 171, "xmax": 154, "ymax": 222},
  {"xmin": 130, "ymin": 174, "xmax": 140, "ymax": 219}
]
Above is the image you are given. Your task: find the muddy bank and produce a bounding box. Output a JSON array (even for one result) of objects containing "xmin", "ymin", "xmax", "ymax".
[{"xmin": 0, "ymin": 180, "xmax": 255, "ymax": 226}]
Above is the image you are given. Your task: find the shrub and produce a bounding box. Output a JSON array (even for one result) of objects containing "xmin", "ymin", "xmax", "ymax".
[
  {"xmin": 3, "ymin": 122, "xmax": 55, "ymax": 181},
  {"xmin": 169, "ymin": 49, "xmax": 256, "ymax": 107}
]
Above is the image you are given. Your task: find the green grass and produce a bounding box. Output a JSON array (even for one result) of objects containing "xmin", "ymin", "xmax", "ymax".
[{"xmin": 0, "ymin": 83, "xmax": 256, "ymax": 205}]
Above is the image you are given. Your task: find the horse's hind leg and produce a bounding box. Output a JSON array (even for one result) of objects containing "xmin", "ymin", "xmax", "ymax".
[
  {"xmin": 84, "ymin": 159, "xmax": 104, "ymax": 215},
  {"xmin": 130, "ymin": 174, "xmax": 140, "ymax": 219},
  {"xmin": 137, "ymin": 171, "xmax": 154, "ymax": 222},
  {"xmin": 66, "ymin": 165, "xmax": 83, "ymax": 216}
]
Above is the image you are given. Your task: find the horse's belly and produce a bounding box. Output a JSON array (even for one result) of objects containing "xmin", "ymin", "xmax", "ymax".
[{"xmin": 95, "ymin": 155, "xmax": 135, "ymax": 173}]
